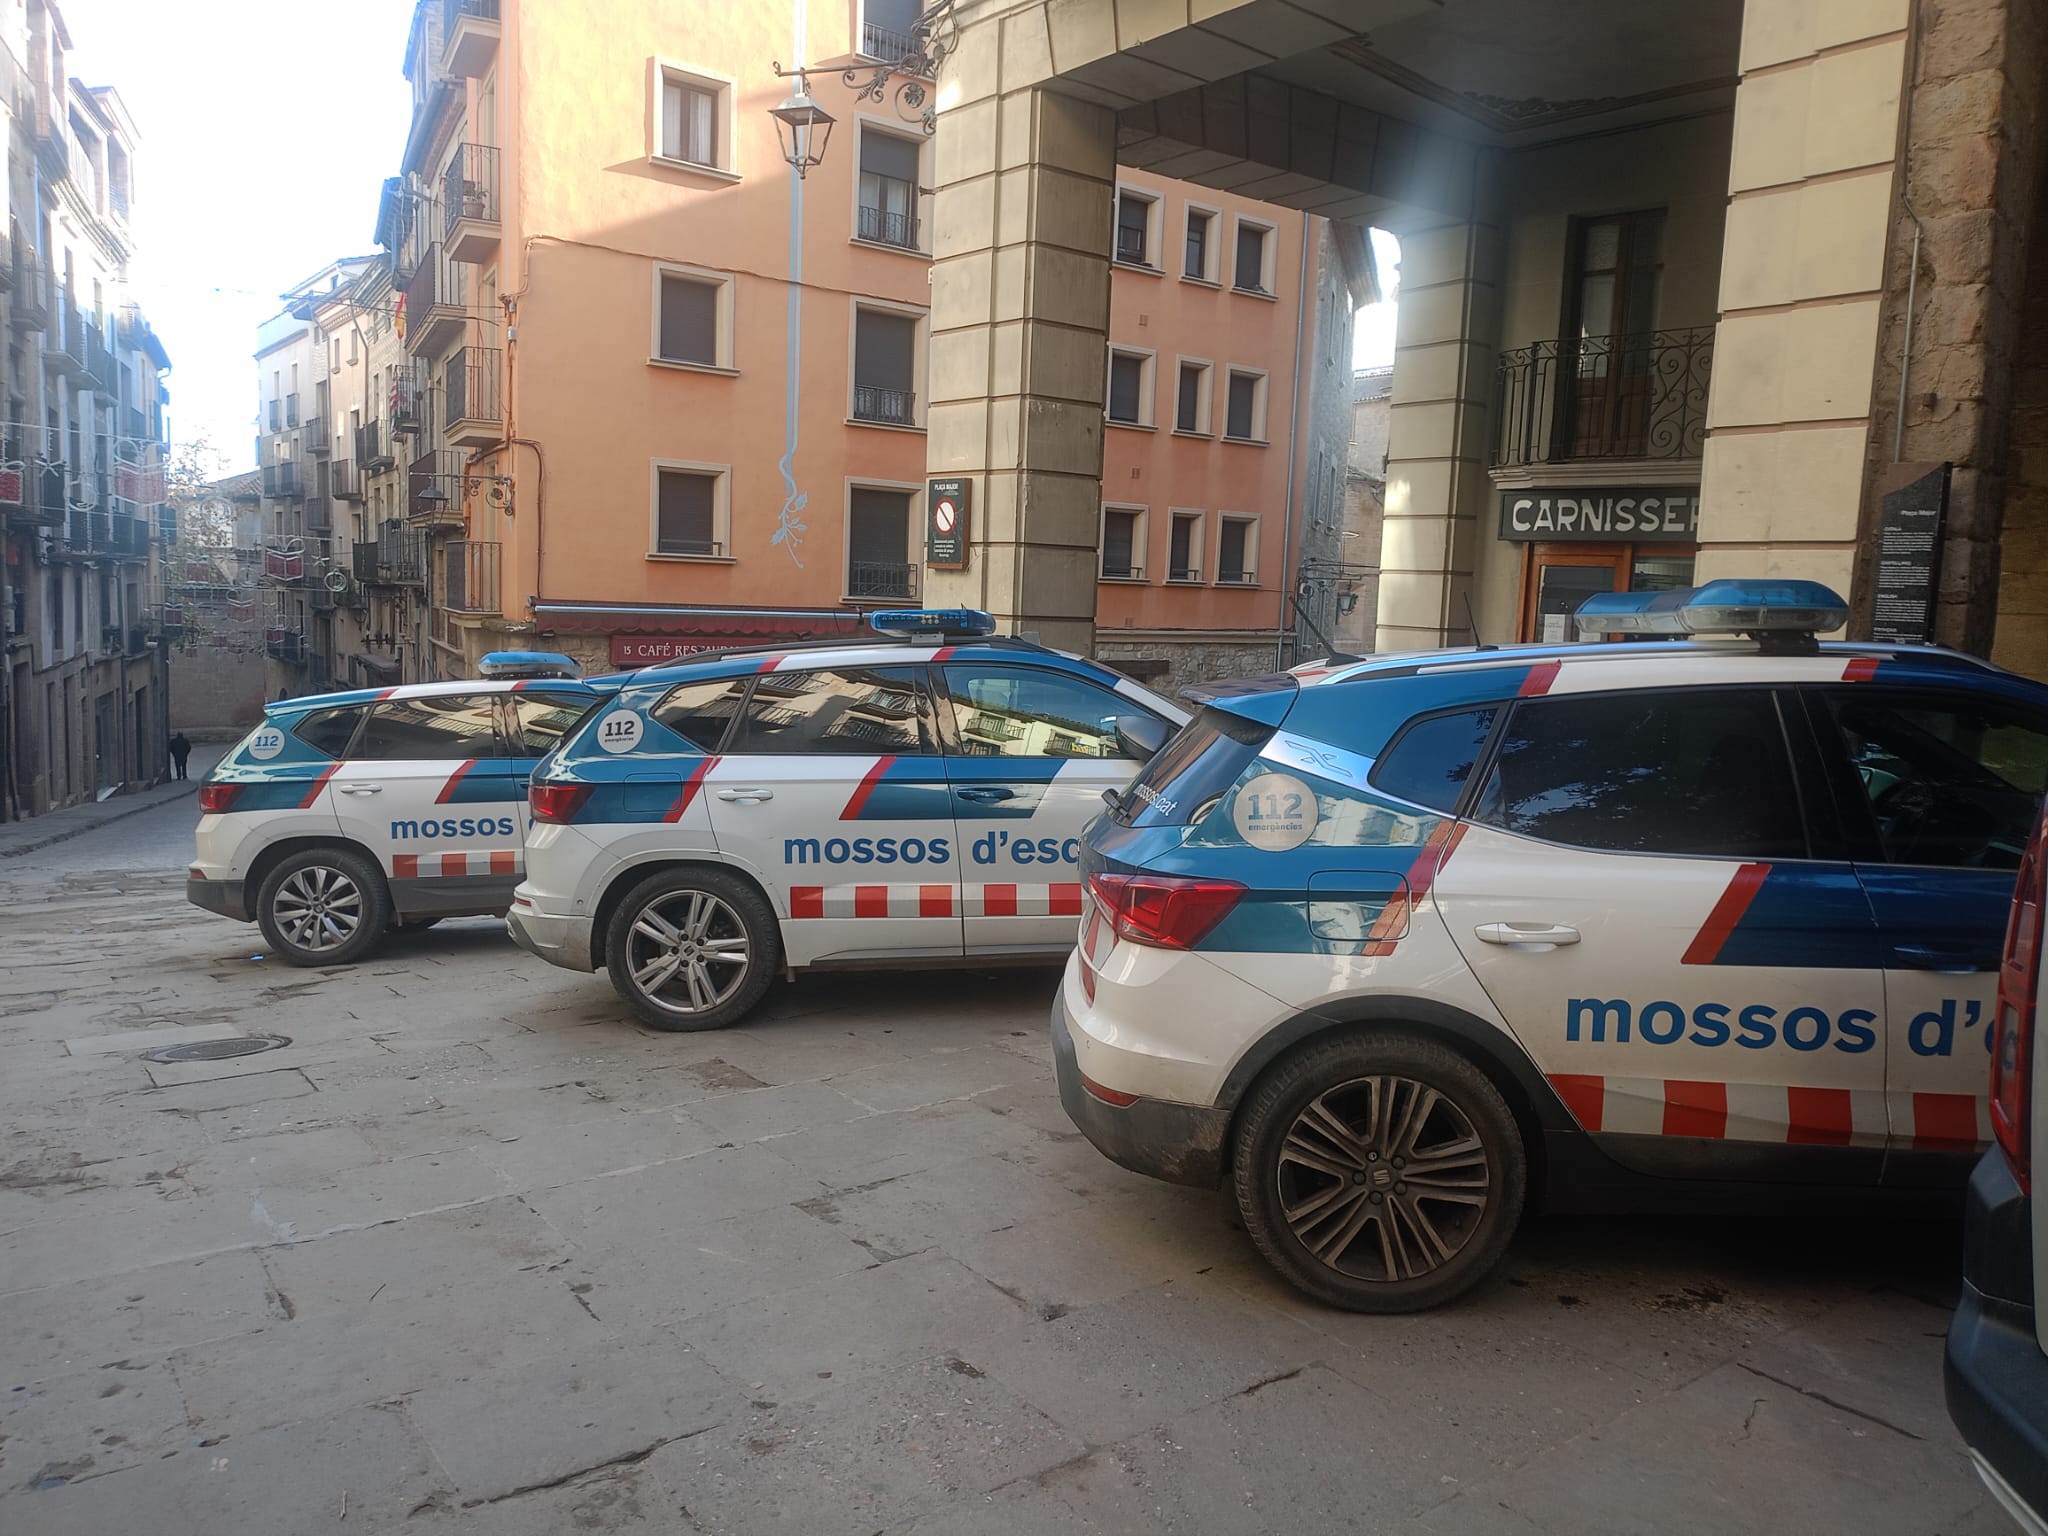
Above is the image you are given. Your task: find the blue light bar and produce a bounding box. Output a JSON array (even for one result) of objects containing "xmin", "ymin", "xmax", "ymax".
[
  {"xmin": 866, "ymin": 608, "xmax": 998, "ymax": 638},
  {"xmin": 478, "ymin": 650, "xmax": 583, "ymax": 680},
  {"xmin": 1575, "ymin": 580, "xmax": 1850, "ymax": 638}
]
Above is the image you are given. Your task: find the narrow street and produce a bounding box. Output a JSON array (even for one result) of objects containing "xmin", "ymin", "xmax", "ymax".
[{"xmin": 0, "ymin": 791, "xmax": 1997, "ymax": 1533}]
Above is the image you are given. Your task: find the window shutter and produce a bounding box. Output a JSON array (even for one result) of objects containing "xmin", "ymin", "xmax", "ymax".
[
  {"xmin": 1235, "ymin": 225, "xmax": 1265, "ymax": 289},
  {"xmin": 1227, "ymin": 375, "xmax": 1256, "ymax": 438},
  {"xmin": 1176, "ymin": 365, "xmax": 1200, "ymax": 431},
  {"xmin": 657, "ymin": 471, "xmax": 716, "ymax": 554},
  {"xmin": 660, "ymin": 276, "xmax": 717, "ymax": 365},
  {"xmin": 854, "ymin": 309, "xmax": 916, "ymax": 389},
  {"xmin": 859, "ymin": 132, "xmax": 919, "ymax": 182}
]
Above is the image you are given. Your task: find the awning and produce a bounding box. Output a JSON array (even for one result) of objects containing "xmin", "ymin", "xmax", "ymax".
[{"xmin": 530, "ymin": 601, "xmax": 869, "ymax": 640}]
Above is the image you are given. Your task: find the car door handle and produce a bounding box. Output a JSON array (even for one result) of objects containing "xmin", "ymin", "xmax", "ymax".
[
  {"xmin": 1893, "ymin": 942, "xmax": 1988, "ymax": 974},
  {"xmin": 336, "ymin": 783, "xmax": 382, "ymax": 795},
  {"xmin": 1475, "ymin": 922, "xmax": 1580, "ymax": 947},
  {"xmin": 956, "ymin": 786, "xmax": 1015, "ymax": 803},
  {"xmin": 715, "ymin": 788, "xmax": 774, "ymax": 804}
]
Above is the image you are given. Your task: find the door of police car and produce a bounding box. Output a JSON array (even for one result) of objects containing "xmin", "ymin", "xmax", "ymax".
[
  {"xmin": 320, "ymin": 691, "xmax": 526, "ymax": 912},
  {"xmin": 701, "ymin": 664, "xmax": 963, "ymax": 964},
  {"xmin": 1426, "ymin": 684, "xmax": 1890, "ymax": 1179},
  {"xmin": 937, "ymin": 663, "xmax": 1157, "ymax": 952}
]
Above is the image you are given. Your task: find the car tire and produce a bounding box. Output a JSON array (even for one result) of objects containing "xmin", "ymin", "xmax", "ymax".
[
  {"xmin": 605, "ymin": 867, "xmax": 779, "ymax": 1032},
  {"xmin": 1232, "ymin": 1031, "xmax": 1526, "ymax": 1313},
  {"xmin": 255, "ymin": 846, "xmax": 392, "ymax": 968}
]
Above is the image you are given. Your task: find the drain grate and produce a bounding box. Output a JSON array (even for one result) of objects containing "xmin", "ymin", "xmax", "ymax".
[{"xmin": 143, "ymin": 1034, "xmax": 292, "ymax": 1064}]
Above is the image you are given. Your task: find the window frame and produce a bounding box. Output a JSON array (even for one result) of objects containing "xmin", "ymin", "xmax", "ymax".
[
  {"xmin": 851, "ymin": 117, "xmax": 929, "ymax": 256},
  {"xmin": 1223, "ymin": 366, "xmax": 1269, "ymax": 443},
  {"xmin": 842, "ymin": 475, "xmax": 923, "ymax": 603},
  {"xmin": 353, "ymin": 692, "xmax": 510, "ymax": 762},
  {"xmin": 1173, "ymin": 356, "xmax": 1212, "ymax": 436},
  {"xmin": 649, "ymin": 58, "xmax": 739, "ymax": 179},
  {"xmin": 1099, "ymin": 502, "xmax": 1148, "ymax": 583},
  {"xmin": 1231, "ymin": 214, "xmax": 1277, "ymax": 297},
  {"xmin": 1368, "ymin": 704, "xmax": 1509, "ymax": 816},
  {"xmin": 726, "ymin": 664, "xmax": 940, "ymax": 757},
  {"xmin": 1166, "ymin": 508, "xmax": 1205, "ymax": 583},
  {"xmin": 649, "ymin": 261, "xmax": 737, "ymax": 374},
  {"xmin": 1106, "ymin": 346, "xmax": 1156, "ymax": 429},
  {"xmin": 648, "ymin": 458, "xmax": 734, "ymax": 562},
  {"xmin": 933, "ymin": 662, "xmax": 1164, "ymax": 763},
  {"xmin": 1215, "ymin": 512, "xmax": 1260, "ymax": 586},
  {"xmin": 1182, "ymin": 202, "xmax": 1220, "ymax": 285},
  {"xmin": 1112, "ymin": 183, "xmax": 1163, "ymax": 272},
  {"xmin": 847, "ymin": 296, "xmax": 928, "ymax": 430}
]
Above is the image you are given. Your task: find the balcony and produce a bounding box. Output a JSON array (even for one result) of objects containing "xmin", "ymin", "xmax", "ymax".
[
  {"xmin": 332, "ymin": 459, "xmax": 363, "ymax": 502},
  {"xmin": 852, "ymin": 384, "xmax": 916, "ymax": 427},
  {"xmin": 444, "ymin": 538, "xmax": 500, "ymax": 614},
  {"xmin": 85, "ymin": 321, "xmax": 117, "ymax": 397},
  {"xmin": 43, "ymin": 298, "xmax": 87, "ymax": 380},
  {"xmin": 353, "ymin": 541, "xmax": 380, "ymax": 584},
  {"xmin": 10, "ymin": 246, "xmax": 46, "ymax": 329},
  {"xmin": 268, "ymin": 399, "xmax": 282, "ymax": 432},
  {"xmin": 357, "ymin": 420, "xmax": 395, "ymax": 472},
  {"xmin": 861, "ymin": 19, "xmax": 922, "ymax": 62},
  {"xmin": 262, "ymin": 462, "xmax": 300, "ymax": 499},
  {"xmin": 391, "ymin": 363, "xmax": 425, "ymax": 436},
  {"xmin": 856, "ymin": 205, "xmax": 917, "ymax": 250},
  {"xmin": 443, "ymin": 143, "xmax": 500, "ymax": 263},
  {"xmin": 376, "ymin": 522, "xmax": 428, "ymax": 585},
  {"xmin": 266, "ymin": 629, "xmax": 308, "ymax": 665},
  {"xmin": 285, "ymin": 393, "xmax": 301, "ymax": 429},
  {"xmin": 408, "ymin": 448, "xmax": 467, "ymax": 527},
  {"xmin": 441, "ymin": 0, "xmax": 500, "ymax": 77},
  {"xmin": 445, "ymin": 345, "xmax": 501, "ymax": 446},
  {"xmin": 303, "ymin": 413, "xmax": 329, "ymax": 455},
  {"xmin": 848, "ymin": 560, "xmax": 917, "ymax": 602},
  {"xmin": 124, "ymin": 406, "xmax": 146, "ymax": 442},
  {"xmin": 62, "ymin": 501, "xmax": 90, "ymax": 552},
  {"xmin": 402, "ymin": 243, "xmax": 466, "ymax": 356},
  {"xmin": 1493, "ymin": 328, "xmax": 1714, "ymax": 469}
]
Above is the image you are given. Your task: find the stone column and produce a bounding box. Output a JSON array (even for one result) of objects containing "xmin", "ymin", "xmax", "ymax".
[
  {"xmin": 1376, "ymin": 214, "xmax": 1500, "ymax": 651},
  {"xmin": 922, "ymin": 29, "xmax": 1117, "ymax": 652}
]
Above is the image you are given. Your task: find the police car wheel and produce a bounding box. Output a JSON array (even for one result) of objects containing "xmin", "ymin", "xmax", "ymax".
[
  {"xmin": 606, "ymin": 869, "xmax": 778, "ymax": 1031},
  {"xmin": 255, "ymin": 847, "xmax": 391, "ymax": 967},
  {"xmin": 1233, "ymin": 1033, "xmax": 1525, "ymax": 1313}
]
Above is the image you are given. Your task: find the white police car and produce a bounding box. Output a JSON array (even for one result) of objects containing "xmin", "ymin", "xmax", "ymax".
[
  {"xmin": 188, "ymin": 653, "xmax": 606, "ymax": 965},
  {"xmin": 506, "ymin": 609, "xmax": 1185, "ymax": 1029},
  {"xmin": 1055, "ymin": 580, "xmax": 2048, "ymax": 1311}
]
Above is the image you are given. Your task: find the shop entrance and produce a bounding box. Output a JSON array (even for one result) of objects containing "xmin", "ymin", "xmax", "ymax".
[{"xmin": 1521, "ymin": 544, "xmax": 1696, "ymax": 643}]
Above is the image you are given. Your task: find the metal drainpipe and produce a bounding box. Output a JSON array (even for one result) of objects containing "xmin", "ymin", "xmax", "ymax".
[{"xmin": 1274, "ymin": 220, "xmax": 1313, "ymax": 669}]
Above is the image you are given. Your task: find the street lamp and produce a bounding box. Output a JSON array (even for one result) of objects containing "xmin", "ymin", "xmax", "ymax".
[{"xmin": 769, "ymin": 83, "xmax": 835, "ymax": 178}]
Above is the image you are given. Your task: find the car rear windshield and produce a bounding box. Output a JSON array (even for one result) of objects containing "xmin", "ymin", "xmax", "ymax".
[{"xmin": 1114, "ymin": 706, "xmax": 1272, "ymax": 828}]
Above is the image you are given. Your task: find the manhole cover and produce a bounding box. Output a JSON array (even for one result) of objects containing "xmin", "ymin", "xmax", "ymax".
[{"xmin": 143, "ymin": 1034, "xmax": 292, "ymax": 1064}]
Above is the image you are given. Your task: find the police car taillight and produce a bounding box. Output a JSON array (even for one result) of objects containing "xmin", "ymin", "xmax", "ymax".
[
  {"xmin": 1086, "ymin": 871, "xmax": 1244, "ymax": 950},
  {"xmin": 1992, "ymin": 810, "xmax": 2046, "ymax": 1192},
  {"xmin": 529, "ymin": 784, "xmax": 593, "ymax": 824},
  {"xmin": 197, "ymin": 783, "xmax": 241, "ymax": 814}
]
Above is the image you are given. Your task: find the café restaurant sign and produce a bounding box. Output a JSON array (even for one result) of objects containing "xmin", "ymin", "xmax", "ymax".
[
  {"xmin": 1498, "ymin": 488, "xmax": 1699, "ymax": 543},
  {"xmin": 610, "ymin": 634, "xmax": 754, "ymax": 666}
]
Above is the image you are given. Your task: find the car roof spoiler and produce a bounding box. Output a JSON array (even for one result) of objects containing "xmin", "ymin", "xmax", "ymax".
[{"xmin": 1179, "ymin": 673, "xmax": 1298, "ymax": 727}]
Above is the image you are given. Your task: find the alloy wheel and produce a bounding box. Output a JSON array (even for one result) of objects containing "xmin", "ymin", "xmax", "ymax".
[
  {"xmin": 625, "ymin": 889, "xmax": 751, "ymax": 1014},
  {"xmin": 271, "ymin": 865, "xmax": 365, "ymax": 953}
]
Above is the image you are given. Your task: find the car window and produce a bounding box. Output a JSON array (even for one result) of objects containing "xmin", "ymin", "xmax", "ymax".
[
  {"xmin": 1370, "ymin": 707, "xmax": 1497, "ymax": 813},
  {"xmin": 649, "ymin": 678, "xmax": 751, "ymax": 754},
  {"xmin": 1472, "ymin": 689, "xmax": 1806, "ymax": 859},
  {"xmin": 1116, "ymin": 707, "xmax": 1272, "ymax": 827},
  {"xmin": 510, "ymin": 691, "xmax": 595, "ymax": 757},
  {"xmin": 728, "ymin": 667, "xmax": 934, "ymax": 755},
  {"xmin": 292, "ymin": 705, "xmax": 366, "ymax": 759},
  {"xmin": 944, "ymin": 665, "xmax": 1149, "ymax": 759},
  {"xmin": 1823, "ymin": 690, "xmax": 2048, "ymax": 870},
  {"xmin": 353, "ymin": 693, "xmax": 506, "ymax": 761}
]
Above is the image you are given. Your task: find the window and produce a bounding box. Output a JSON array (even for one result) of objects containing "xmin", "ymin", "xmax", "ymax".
[
  {"xmin": 1114, "ymin": 707, "xmax": 1271, "ymax": 827},
  {"xmin": 1101, "ymin": 506, "xmax": 1144, "ymax": 580},
  {"xmin": 654, "ymin": 465, "xmax": 726, "ymax": 557},
  {"xmin": 730, "ymin": 667, "xmax": 932, "ymax": 755},
  {"xmin": 512, "ymin": 691, "xmax": 598, "ymax": 757},
  {"xmin": 1234, "ymin": 219, "xmax": 1273, "ymax": 294},
  {"xmin": 857, "ymin": 130, "xmax": 920, "ymax": 249},
  {"xmin": 852, "ymin": 306, "xmax": 919, "ymax": 425},
  {"xmin": 1217, "ymin": 516, "xmax": 1257, "ymax": 584},
  {"xmin": 1167, "ymin": 511, "xmax": 1202, "ymax": 581},
  {"xmin": 293, "ymin": 705, "xmax": 366, "ymax": 758},
  {"xmin": 659, "ymin": 71, "xmax": 722, "ymax": 168},
  {"xmin": 1823, "ymin": 691, "xmax": 2048, "ymax": 870},
  {"xmin": 862, "ymin": 0, "xmax": 922, "ymax": 58},
  {"xmin": 650, "ymin": 678, "xmax": 750, "ymax": 754},
  {"xmin": 944, "ymin": 665, "xmax": 1150, "ymax": 760},
  {"xmin": 656, "ymin": 270, "xmax": 727, "ymax": 368},
  {"xmin": 1473, "ymin": 690, "xmax": 1805, "ymax": 859},
  {"xmin": 1115, "ymin": 190, "xmax": 1155, "ymax": 267},
  {"xmin": 1225, "ymin": 369, "xmax": 1265, "ymax": 441},
  {"xmin": 1184, "ymin": 208, "xmax": 1214, "ymax": 281},
  {"xmin": 1372, "ymin": 708, "xmax": 1498, "ymax": 813},
  {"xmin": 355, "ymin": 694, "xmax": 505, "ymax": 761},
  {"xmin": 848, "ymin": 485, "xmax": 915, "ymax": 599},
  {"xmin": 1107, "ymin": 350, "xmax": 1151, "ymax": 426},
  {"xmin": 1175, "ymin": 360, "xmax": 1208, "ymax": 434}
]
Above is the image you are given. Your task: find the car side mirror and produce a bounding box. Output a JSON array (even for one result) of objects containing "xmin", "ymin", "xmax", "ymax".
[{"xmin": 1113, "ymin": 713, "xmax": 1170, "ymax": 763}]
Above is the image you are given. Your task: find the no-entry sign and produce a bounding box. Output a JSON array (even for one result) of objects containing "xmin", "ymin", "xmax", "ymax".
[{"xmin": 927, "ymin": 478, "xmax": 970, "ymax": 569}]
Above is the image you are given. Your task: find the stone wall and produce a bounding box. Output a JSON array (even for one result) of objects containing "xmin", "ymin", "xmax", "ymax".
[
  {"xmin": 173, "ymin": 650, "xmax": 268, "ymax": 736},
  {"xmin": 1992, "ymin": 150, "xmax": 2048, "ymax": 676},
  {"xmin": 1094, "ymin": 638, "xmax": 1275, "ymax": 697}
]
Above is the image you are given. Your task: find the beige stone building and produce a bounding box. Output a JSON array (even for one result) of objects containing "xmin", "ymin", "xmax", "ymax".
[{"xmin": 919, "ymin": 0, "xmax": 2047, "ymax": 673}]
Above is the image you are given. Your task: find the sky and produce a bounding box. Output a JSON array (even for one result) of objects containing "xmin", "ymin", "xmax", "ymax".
[
  {"xmin": 65, "ymin": 0, "xmax": 1395, "ymax": 475},
  {"xmin": 1355, "ymin": 227, "xmax": 1401, "ymax": 371},
  {"xmin": 65, "ymin": 0, "xmax": 418, "ymax": 475}
]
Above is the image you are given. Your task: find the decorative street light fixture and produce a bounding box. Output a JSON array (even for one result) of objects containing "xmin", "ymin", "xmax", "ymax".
[
  {"xmin": 769, "ymin": 6, "xmax": 953, "ymax": 174},
  {"xmin": 768, "ymin": 84, "xmax": 836, "ymax": 178}
]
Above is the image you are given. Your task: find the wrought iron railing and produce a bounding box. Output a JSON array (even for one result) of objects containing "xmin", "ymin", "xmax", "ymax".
[
  {"xmin": 447, "ymin": 345, "xmax": 501, "ymax": 426},
  {"xmin": 1493, "ymin": 327, "xmax": 1714, "ymax": 468},
  {"xmin": 357, "ymin": 420, "xmax": 393, "ymax": 470},
  {"xmin": 857, "ymin": 205, "xmax": 917, "ymax": 249},
  {"xmin": 268, "ymin": 399, "xmax": 282, "ymax": 432},
  {"xmin": 332, "ymin": 459, "xmax": 362, "ymax": 500},
  {"xmin": 444, "ymin": 538, "xmax": 500, "ymax": 613},
  {"xmin": 848, "ymin": 560, "xmax": 916, "ymax": 600},
  {"xmin": 852, "ymin": 384, "xmax": 915, "ymax": 426},
  {"xmin": 862, "ymin": 20, "xmax": 916, "ymax": 58},
  {"xmin": 377, "ymin": 522, "xmax": 428, "ymax": 585},
  {"xmin": 302, "ymin": 412, "xmax": 329, "ymax": 453},
  {"xmin": 262, "ymin": 462, "xmax": 300, "ymax": 498},
  {"xmin": 1115, "ymin": 227, "xmax": 1148, "ymax": 265},
  {"xmin": 443, "ymin": 143, "xmax": 500, "ymax": 235},
  {"xmin": 443, "ymin": 0, "xmax": 500, "ymax": 29},
  {"xmin": 408, "ymin": 448, "xmax": 467, "ymax": 521},
  {"xmin": 285, "ymin": 393, "xmax": 300, "ymax": 428}
]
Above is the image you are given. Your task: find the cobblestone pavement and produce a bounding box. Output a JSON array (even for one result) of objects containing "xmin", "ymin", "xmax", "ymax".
[{"xmin": 0, "ymin": 792, "xmax": 2001, "ymax": 1534}]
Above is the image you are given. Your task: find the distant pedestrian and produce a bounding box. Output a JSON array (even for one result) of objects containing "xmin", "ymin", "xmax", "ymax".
[{"xmin": 169, "ymin": 732, "xmax": 191, "ymax": 780}]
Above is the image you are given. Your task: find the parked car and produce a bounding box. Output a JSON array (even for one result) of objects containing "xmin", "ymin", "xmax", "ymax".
[
  {"xmin": 188, "ymin": 653, "xmax": 608, "ymax": 965},
  {"xmin": 508, "ymin": 609, "xmax": 1186, "ymax": 1030},
  {"xmin": 1054, "ymin": 579, "xmax": 2048, "ymax": 1311},
  {"xmin": 1946, "ymin": 803, "xmax": 2048, "ymax": 1535}
]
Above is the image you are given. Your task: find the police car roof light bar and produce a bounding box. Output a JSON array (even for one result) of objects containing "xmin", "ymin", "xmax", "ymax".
[
  {"xmin": 866, "ymin": 608, "xmax": 999, "ymax": 639},
  {"xmin": 477, "ymin": 650, "xmax": 584, "ymax": 680},
  {"xmin": 1574, "ymin": 580, "xmax": 1849, "ymax": 651}
]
